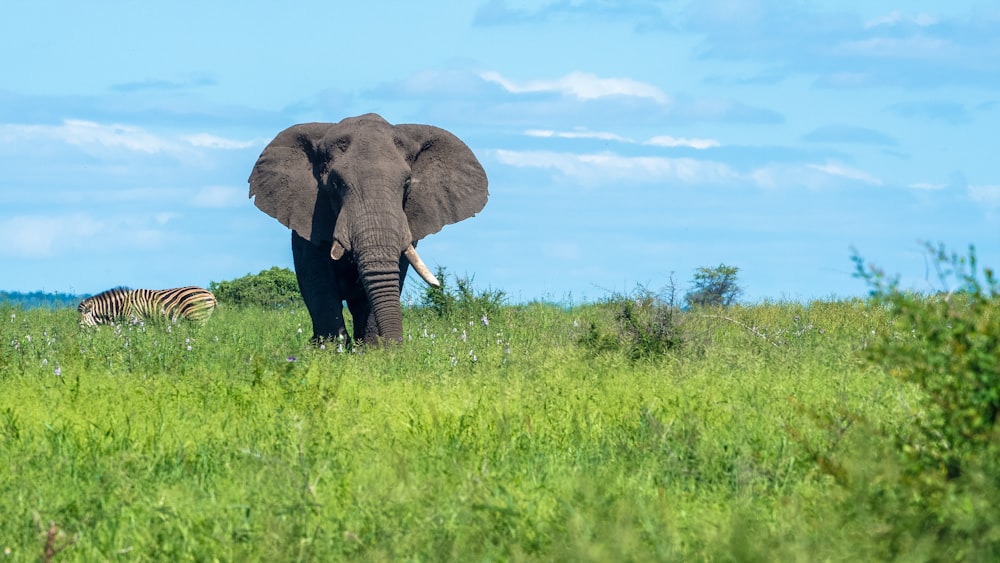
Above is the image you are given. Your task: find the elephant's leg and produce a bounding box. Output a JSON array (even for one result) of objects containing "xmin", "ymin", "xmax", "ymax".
[
  {"xmin": 291, "ymin": 231, "xmax": 346, "ymax": 342},
  {"xmin": 345, "ymin": 295, "xmax": 373, "ymax": 342}
]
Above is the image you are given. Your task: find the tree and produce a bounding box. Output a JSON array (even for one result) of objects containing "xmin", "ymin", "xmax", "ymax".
[{"xmin": 684, "ymin": 264, "xmax": 741, "ymax": 308}]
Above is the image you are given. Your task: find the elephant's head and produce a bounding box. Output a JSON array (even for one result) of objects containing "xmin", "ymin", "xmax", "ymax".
[{"xmin": 248, "ymin": 113, "xmax": 488, "ymax": 344}]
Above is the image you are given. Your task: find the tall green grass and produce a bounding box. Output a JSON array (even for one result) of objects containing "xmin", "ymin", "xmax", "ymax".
[{"xmin": 0, "ymin": 295, "xmax": 979, "ymax": 561}]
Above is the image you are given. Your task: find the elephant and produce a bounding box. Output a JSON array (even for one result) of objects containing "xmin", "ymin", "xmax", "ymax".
[{"xmin": 248, "ymin": 113, "xmax": 488, "ymax": 345}]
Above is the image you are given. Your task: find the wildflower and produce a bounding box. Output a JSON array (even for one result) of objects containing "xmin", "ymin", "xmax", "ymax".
[
  {"xmin": 186, "ymin": 345, "xmax": 192, "ymax": 352},
  {"xmin": 287, "ymin": 356, "xmax": 296, "ymax": 362},
  {"xmin": 4, "ymin": 546, "xmax": 10, "ymax": 556},
  {"xmin": 297, "ymin": 327, "xmax": 303, "ymax": 334},
  {"xmin": 54, "ymin": 366, "xmax": 61, "ymax": 377},
  {"xmin": 167, "ymin": 325, "xmax": 172, "ymax": 333},
  {"xmin": 422, "ymin": 327, "xmax": 429, "ymax": 338},
  {"xmin": 461, "ymin": 329, "xmax": 467, "ymax": 342},
  {"xmin": 41, "ymin": 358, "xmax": 48, "ymax": 366},
  {"xmin": 450, "ymin": 355, "xmax": 458, "ymax": 367},
  {"xmin": 504, "ymin": 345, "xmax": 511, "ymax": 355},
  {"xmin": 573, "ymin": 319, "xmax": 579, "ymax": 328},
  {"xmin": 25, "ymin": 334, "xmax": 31, "ymax": 343},
  {"xmin": 337, "ymin": 342, "xmax": 344, "ymax": 353},
  {"xmin": 481, "ymin": 314, "xmax": 489, "ymax": 326},
  {"xmin": 319, "ymin": 343, "xmax": 326, "ymax": 350}
]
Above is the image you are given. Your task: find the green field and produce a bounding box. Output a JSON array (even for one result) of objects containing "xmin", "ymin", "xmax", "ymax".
[{"xmin": 1, "ymin": 282, "xmax": 999, "ymax": 560}]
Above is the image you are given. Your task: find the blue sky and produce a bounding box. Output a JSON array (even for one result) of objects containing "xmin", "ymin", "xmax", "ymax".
[{"xmin": 2, "ymin": 1, "xmax": 999, "ymax": 303}]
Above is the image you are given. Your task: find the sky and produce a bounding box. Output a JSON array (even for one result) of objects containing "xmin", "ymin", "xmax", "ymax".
[{"xmin": 2, "ymin": 0, "xmax": 999, "ymax": 304}]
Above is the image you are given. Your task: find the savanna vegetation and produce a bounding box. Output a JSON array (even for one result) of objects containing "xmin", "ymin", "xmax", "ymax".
[{"xmin": 1, "ymin": 245, "xmax": 999, "ymax": 561}]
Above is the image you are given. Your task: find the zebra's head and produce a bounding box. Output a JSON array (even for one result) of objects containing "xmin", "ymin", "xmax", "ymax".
[
  {"xmin": 77, "ymin": 297, "xmax": 100, "ymax": 327},
  {"xmin": 78, "ymin": 287, "xmax": 131, "ymax": 327}
]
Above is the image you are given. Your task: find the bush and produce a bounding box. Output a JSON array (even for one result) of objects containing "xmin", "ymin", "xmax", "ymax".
[
  {"xmin": 685, "ymin": 264, "xmax": 741, "ymax": 308},
  {"xmin": 854, "ymin": 243, "xmax": 1000, "ymax": 476},
  {"xmin": 210, "ymin": 267, "xmax": 301, "ymax": 308},
  {"xmin": 805, "ymin": 243, "xmax": 1000, "ymax": 559},
  {"xmin": 419, "ymin": 266, "xmax": 506, "ymax": 322},
  {"xmin": 580, "ymin": 283, "xmax": 684, "ymax": 361}
]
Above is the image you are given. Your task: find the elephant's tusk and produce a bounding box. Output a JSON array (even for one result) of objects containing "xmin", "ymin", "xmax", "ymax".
[
  {"xmin": 330, "ymin": 240, "xmax": 346, "ymax": 260},
  {"xmin": 405, "ymin": 245, "xmax": 440, "ymax": 287}
]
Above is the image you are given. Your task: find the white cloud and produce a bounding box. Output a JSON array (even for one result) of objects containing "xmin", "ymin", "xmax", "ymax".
[
  {"xmin": 835, "ymin": 36, "xmax": 949, "ymax": 59},
  {"xmin": 645, "ymin": 135, "xmax": 721, "ymax": 149},
  {"xmin": 0, "ymin": 214, "xmax": 104, "ymax": 258},
  {"xmin": 192, "ymin": 185, "xmax": 245, "ymax": 208},
  {"xmin": 0, "ymin": 120, "xmax": 174, "ymax": 154},
  {"xmin": 968, "ymin": 185, "xmax": 1000, "ymax": 206},
  {"xmin": 493, "ymin": 149, "xmax": 737, "ymax": 185},
  {"xmin": 525, "ymin": 129, "xmax": 721, "ymax": 149},
  {"xmin": 525, "ymin": 129, "xmax": 634, "ymax": 142},
  {"xmin": 909, "ymin": 182, "xmax": 947, "ymax": 191},
  {"xmin": 807, "ymin": 163, "xmax": 883, "ymax": 186},
  {"xmin": 864, "ymin": 11, "xmax": 938, "ymax": 29},
  {"xmin": 184, "ymin": 133, "xmax": 258, "ymax": 150},
  {"xmin": 481, "ymin": 70, "xmax": 670, "ymax": 103}
]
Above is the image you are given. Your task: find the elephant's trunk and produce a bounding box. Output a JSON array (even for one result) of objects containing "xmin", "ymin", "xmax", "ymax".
[{"xmin": 357, "ymin": 255, "xmax": 404, "ymax": 343}]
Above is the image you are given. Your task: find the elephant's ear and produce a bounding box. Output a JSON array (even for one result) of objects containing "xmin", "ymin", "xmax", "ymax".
[
  {"xmin": 248, "ymin": 122, "xmax": 335, "ymax": 244},
  {"xmin": 396, "ymin": 124, "xmax": 488, "ymax": 242}
]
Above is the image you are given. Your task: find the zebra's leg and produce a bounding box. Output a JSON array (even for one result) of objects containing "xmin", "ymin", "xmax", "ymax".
[{"xmin": 291, "ymin": 231, "xmax": 348, "ymax": 343}]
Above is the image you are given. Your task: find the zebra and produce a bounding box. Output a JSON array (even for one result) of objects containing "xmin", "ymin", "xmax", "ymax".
[{"xmin": 78, "ymin": 286, "xmax": 217, "ymax": 327}]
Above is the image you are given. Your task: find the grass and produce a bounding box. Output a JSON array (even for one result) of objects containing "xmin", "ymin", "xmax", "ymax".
[{"xmin": 0, "ymin": 297, "xmax": 960, "ymax": 561}]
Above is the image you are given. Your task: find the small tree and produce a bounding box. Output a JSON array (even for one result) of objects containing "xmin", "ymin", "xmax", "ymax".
[
  {"xmin": 209, "ymin": 267, "xmax": 301, "ymax": 308},
  {"xmin": 684, "ymin": 264, "xmax": 741, "ymax": 308}
]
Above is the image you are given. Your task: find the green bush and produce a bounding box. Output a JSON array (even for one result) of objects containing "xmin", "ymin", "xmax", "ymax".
[
  {"xmin": 807, "ymin": 243, "xmax": 1000, "ymax": 559},
  {"xmin": 419, "ymin": 266, "xmax": 506, "ymax": 322},
  {"xmin": 210, "ymin": 267, "xmax": 301, "ymax": 308},
  {"xmin": 580, "ymin": 284, "xmax": 684, "ymax": 361}
]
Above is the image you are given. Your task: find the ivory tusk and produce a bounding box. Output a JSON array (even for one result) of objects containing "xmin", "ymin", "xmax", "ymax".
[
  {"xmin": 404, "ymin": 245, "xmax": 440, "ymax": 287},
  {"xmin": 330, "ymin": 240, "xmax": 346, "ymax": 260}
]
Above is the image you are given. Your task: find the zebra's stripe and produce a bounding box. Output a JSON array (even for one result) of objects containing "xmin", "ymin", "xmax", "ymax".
[{"xmin": 78, "ymin": 286, "xmax": 217, "ymax": 326}]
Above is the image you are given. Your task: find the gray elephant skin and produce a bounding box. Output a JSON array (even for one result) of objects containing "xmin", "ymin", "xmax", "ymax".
[{"xmin": 248, "ymin": 113, "xmax": 488, "ymax": 344}]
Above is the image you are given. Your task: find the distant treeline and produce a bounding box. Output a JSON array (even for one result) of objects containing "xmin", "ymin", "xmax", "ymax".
[{"xmin": 0, "ymin": 291, "xmax": 86, "ymax": 309}]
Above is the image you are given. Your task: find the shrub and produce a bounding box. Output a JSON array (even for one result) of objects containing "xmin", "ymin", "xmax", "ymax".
[
  {"xmin": 804, "ymin": 243, "xmax": 1000, "ymax": 559},
  {"xmin": 419, "ymin": 266, "xmax": 506, "ymax": 322},
  {"xmin": 580, "ymin": 283, "xmax": 684, "ymax": 361},
  {"xmin": 854, "ymin": 243, "xmax": 1000, "ymax": 477},
  {"xmin": 685, "ymin": 264, "xmax": 741, "ymax": 308},
  {"xmin": 210, "ymin": 267, "xmax": 301, "ymax": 308}
]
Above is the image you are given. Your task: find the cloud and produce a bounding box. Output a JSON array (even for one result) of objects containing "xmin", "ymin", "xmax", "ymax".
[
  {"xmin": 802, "ymin": 125, "xmax": 897, "ymax": 146},
  {"xmin": 110, "ymin": 76, "xmax": 216, "ymax": 93},
  {"xmin": 865, "ymin": 11, "xmax": 938, "ymax": 29},
  {"xmin": 0, "ymin": 214, "xmax": 103, "ymax": 258},
  {"xmin": 645, "ymin": 135, "xmax": 720, "ymax": 149},
  {"xmin": 184, "ymin": 133, "xmax": 259, "ymax": 150},
  {"xmin": 0, "ymin": 120, "xmax": 175, "ymax": 154},
  {"xmin": 366, "ymin": 69, "xmax": 781, "ymax": 127},
  {"xmin": 480, "ymin": 70, "xmax": 671, "ymax": 104},
  {"xmin": 683, "ymin": 1, "xmax": 1000, "ymax": 89},
  {"xmin": 807, "ymin": 163, "xmax": 883, "ymax": 186},
  {"xmin": 968, "ymin": 185, "xmax": 1000, "ymax": 207},
  {"xmin": 191, "ymin": 185, "xmax": 245, "ymax": 208},
  {"xmin": 493, "ymin": 149, "xmax": 737, "ymax": 185},
  {"xmin": 526, "ymin": 129, "xmax": 634, "ymax": 143},
  {"xmin": 472, "ymin": 0, "xmax": 672, "ymax": 28},
  {"xmin": 909, "ymin": 182, "xmax": 947, "ymax": 191},
  {"xmin": 494, "ymin": 148, "xmax": 887, "ymax": 191},
  {"xmin": 886, "ymin": 101, "xmax": 971, "ymax": 124},
  {"xmin": 526, "ymin": 128, "xmax": 720, "ymax": 149}
]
